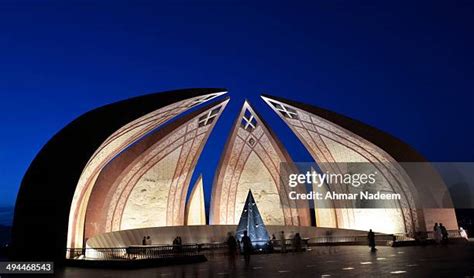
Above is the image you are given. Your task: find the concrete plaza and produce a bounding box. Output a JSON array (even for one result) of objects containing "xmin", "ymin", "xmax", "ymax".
[{"xmin": 57, "ymin": 244, "xmax": 474, "ymax": 277}]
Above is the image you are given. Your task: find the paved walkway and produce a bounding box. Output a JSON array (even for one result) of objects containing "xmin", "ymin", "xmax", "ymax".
[{"xmin": 57, "ymin": 244, "xmax": 474, "ymax": 277}]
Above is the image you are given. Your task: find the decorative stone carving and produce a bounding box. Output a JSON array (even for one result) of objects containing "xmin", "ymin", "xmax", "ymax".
[
  {"xmin": 67, "ymin": 92, "xmax": 226, "ymax": 248},
  {"xmin": 210, "ymin": 101, "xmax": 311, "ymax": 226},
  {"xmin": 262, "ymin": 96, "xmax": 418, "ymax": 235}
]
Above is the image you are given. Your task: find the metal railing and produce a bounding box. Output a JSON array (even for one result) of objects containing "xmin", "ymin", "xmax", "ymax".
[
  {"xmin": 67, "ymin": 230, "xmax": 466, "ymax": 260},
  {"xmin": 308, "ymin": 234, "xmax": 393, "ymax": 244},
  {"xmin": 427, "ymin": 230, "xmax": 462, "ymax": 239},
  {"xmin": 409, "ymin": 230, "xmax": 463, "ymax": 241},
  {"xmin": 67, "ymin": 244, "xmax": 199, "ymax": 260}
]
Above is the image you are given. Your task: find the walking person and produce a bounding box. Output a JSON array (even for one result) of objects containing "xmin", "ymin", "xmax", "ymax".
[
  {"xmin": 227, "ymin": 232, "xmax": 238, "ymax": 269},
  {"xmin": 241, "ymin": 230, "xmax": 252, "ymax": 267},
  {"xmin": 368, "ymin": 229, "xmax": 376, "ymax": 252}
]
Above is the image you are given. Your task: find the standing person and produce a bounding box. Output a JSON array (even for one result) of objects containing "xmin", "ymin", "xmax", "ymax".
[
  {"xmin": 269, "ymin": 234, "xmax": 276, "ymax": 252},
  {"xmin": 142, "ymin": 236, "xmax": 147, "ymax": 245},
  {"xmin": 433, "ymin": 223, "xmax": 441, "ymax": 243},
  {"xmin": 368, "ymin": 229, "xmax": 376, "ymax": 251},
  {"xmin": 226, "ymin": 232, "xmax": 237, "ymax": 269},
  {"xmin": 145, "ymin": 236, "xmax": 152, "ymax": 258},
  {"xmin": 172, "ymin": 236, "xmax": 179, "ymax": 252},
  {"xmin": 280, "ymin": 231, "xmax": 286, "ymax": 253},
  {"xmin": 177, "ymin": 236, "xmax": 183, "ymax": 252},
  {"xmin": 440, "ymin": 223, "xmax": 448, "ymax": 243},
  {"xmin": 293, "ymin": 233, "xmax": 302, "ymax": 252},
  {"xmin": 241, "ymin": 231, "xmax": 252, "ymax": 266}
]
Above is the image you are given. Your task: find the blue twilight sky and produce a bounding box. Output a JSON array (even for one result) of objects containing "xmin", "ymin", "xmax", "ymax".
[{"xmin": 0, "ymin": 1, "xmax": 473, "ymax": 210}]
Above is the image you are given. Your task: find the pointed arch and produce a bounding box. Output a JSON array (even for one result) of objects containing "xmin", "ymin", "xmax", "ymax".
[{"xmin": 210, "ymin": 101, "xmax": 311, "ymax": 226}]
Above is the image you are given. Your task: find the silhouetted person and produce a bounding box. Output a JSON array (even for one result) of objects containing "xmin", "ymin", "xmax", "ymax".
[
  {"xmin": 280, "ymin": 231, "xmax": 286, "ymax": 253},
  {"xmin": 293, "ymin": 233, "xmax": 302, "ymax": 252},
  {"xmin": 440, "ymin": 223, "xmax": 448, "ymax": 243},
  {"xmin": 269, "ymin": 234, "xmax": 276, "ymax": 251},
  {"xmin": 241, "ymin": 230, "xmax": 252, "ymax": 266},
  {"xmin": 176, "ymin": 236, "xmax": 183, "ymax": 252},
  {"xmin": 227, "ymin": 232, "xmax": 237, "ymax": 268},
  {"xmin": 433, "ymin": 223, "xmax": 441, "ymax": 243},
  {"xmin": 368, "ymin": 229, "xmax": 376, "ymax": 251},
  {"xmin": 142, "ymin": 236, "xmax": 147, "ymax": 245},
  {"xmin": 172, "ymin": 236, "xmax": 179, "ymax": 252},
  {"xmin": 143, "ymin": 236, "xmax": 151, "ymax": 258}
]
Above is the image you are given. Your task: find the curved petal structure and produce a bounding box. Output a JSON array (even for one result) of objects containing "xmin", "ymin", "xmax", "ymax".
[
  {"xmin": 11, "ymin": 89, "xmax": 458, "ymax": 262},
  {"xmin": 83, "ymin": 98, "xmax": 229, "ymax": 243},
  {"xmin": 210, "ymin": 101, "xmax": 311, "ymax": 226},
  {"xmin": 185, "ymin": 175, "xmax": 206, "ymax": 225},
  {"xmin": 11, "ymin": 89, "xmax": 227, "ymax": 261},
  {"xmin": 262, "ymin": 94, "xmax": 458, "ymax": 235}
]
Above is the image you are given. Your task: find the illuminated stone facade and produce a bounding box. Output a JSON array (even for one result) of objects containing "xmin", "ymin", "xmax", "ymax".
[
  {"xmin": 67, "ymin": 93, "xmax": 227, "ymax": 249},
  {"xmin": 14, "ymin": 89, "xmax": 457, "ymax": 261},
  {"xmin": 185, "ymin": 175, "xmax": 206, "ymax": 225},
  {"xmin": 261, "ymin": 95, "xmax": 458, "ymax": 235},
  {"xmin": 210, "ymin": 101, "xmax": 311, "ymax": 226}
]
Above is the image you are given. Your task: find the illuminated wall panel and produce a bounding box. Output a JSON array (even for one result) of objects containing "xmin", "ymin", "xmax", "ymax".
[
  {"xmin": 210, "ymin": 101, "xmax": 311, "ymax": 226},
  {"xmin": 121, "ymin": 147, "xmax": 182, "ymax": 229},
  {"xmin": 186, "ymin": 175, "xmax": 206, "ymax": 225},
  {"xmin": 262, "ymin": 95, "xmax": 418, "ymax": 235},
  {"xmin": 84, "ymin": 99, "xmax": 229, "ymax": 240},
  {"xmin": 67, "ymin": 92, "xmax": 226, "ymax": 248}
]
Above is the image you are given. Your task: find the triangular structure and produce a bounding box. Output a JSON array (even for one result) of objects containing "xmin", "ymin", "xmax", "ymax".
[
  {"xmin": 235, "ymin": 190, "xmax": 270, "ymax": 249},
  {"xmin": 185, "ymin": 175, "xmax": 206, "ymax": 225}
]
